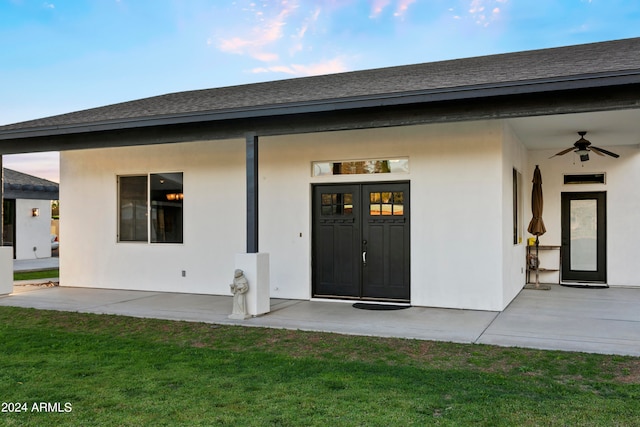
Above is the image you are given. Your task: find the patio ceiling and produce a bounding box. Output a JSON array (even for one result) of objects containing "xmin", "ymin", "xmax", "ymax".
[{"xmin": 507, "ymin": 108, "xmax": 640, "ymax": 151}]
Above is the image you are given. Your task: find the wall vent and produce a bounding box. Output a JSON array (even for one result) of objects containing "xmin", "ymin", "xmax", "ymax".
[{"xmin": 564, "ymin": 173, "xmax": 605, "ymax": 185}]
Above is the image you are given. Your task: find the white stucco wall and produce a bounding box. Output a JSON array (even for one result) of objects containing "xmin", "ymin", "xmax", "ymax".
[
  {"xmin": 261, "ymin": 121, "xmax": 507, "ymax": 310},
  {"xmin": 60, "ymin": 140, "xmax": 246, "ymax": 294},
  {"xmin": 0, "ymin": 247, "xmax": 14, "ymax": 294},
  {"xmin": 15, "ymin": 198, "xmax": 52, "ymax": 260},
  {"xmin": 528, "ymin": 145, "xmax": 640, "ymax": 288},
  {"xmin": 501, "ymin": 124, "xmax": 528, "ymax": 306},
  {"xmin": 61, "ymin": 120, "xmax": 518, "ymax": 311}
]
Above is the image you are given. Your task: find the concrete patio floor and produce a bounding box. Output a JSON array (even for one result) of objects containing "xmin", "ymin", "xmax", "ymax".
[{"xmin": 1, "ymin": 282, "xmax": 638, "ymax": 357}]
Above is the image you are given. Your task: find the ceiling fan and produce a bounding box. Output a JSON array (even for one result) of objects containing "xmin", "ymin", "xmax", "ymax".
[{"xmin": 550, "ymin": 131, "xmax": 620, "ymax": 162}]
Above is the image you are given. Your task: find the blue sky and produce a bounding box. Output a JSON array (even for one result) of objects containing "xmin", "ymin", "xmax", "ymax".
[{"xmin": 2, "ymin": 0, "xmax": 640, "ymax": 182}]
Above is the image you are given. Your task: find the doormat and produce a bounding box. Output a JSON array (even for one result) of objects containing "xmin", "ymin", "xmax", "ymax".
[
  {"xmin": 352, "ymin": 303, "xmax": 410, "ymax": 311},
  {"xmin": 561, "ymin": 283, "xmax": 609, "ymax": 289}
]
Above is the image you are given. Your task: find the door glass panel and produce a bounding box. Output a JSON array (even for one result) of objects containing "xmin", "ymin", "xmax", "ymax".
[
  {"xmin": 370, "ymin": 191, "xmax": 404, "ymax": 216},
  {"xmin": 381, "ymin": 192, "xmax": 392, "ymax": 215},
  {"xmin": 393, "ymin": 192, "xmax": 404, "ymax": 215},
  {"xmin": 321, "ymin": 193, "xmax": 353, "ymax": 216},
  {"xmin": 570, "ymin": 199, "xmax": 597, "ymax": 271},
  {"xmin": 343, "ymin": 193, "xmax": 353, "ymax": 214},
  {"xmin": 370, "ymin": 192, "xmax": 380, "ymax": 215}
]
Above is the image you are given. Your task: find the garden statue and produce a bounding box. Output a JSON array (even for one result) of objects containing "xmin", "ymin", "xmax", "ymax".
[{"xmin": 229, "ymin": 269, "xmax": 250, "ymax": 320}]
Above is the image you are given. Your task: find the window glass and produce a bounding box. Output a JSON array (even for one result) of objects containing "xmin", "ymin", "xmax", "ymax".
[
  {"xmin": 513, "ymin": 169, "xmax": 522, "ymax": 245},
  {"xmin": 321, "ymin": 193, "xmax": 353, "ymax": 216},
  {"xmin": 312, "ymin": 158, "xmax": 409, "ymax": 176},
  {"xmin": 150, "ymin": 173, "xmax": 184, "ymax": 243},
  {"xmin": 2, "ymin": 199, "xmax": 15, "ymax": 246},
  {"xmin": 393, "ymin": 192, "xmax": 404, "ymax": 215},
  {"xmin": 119, "ymin": 176, "xmax": 148, "ymax": 242},
  {"xmin": 118, "ymin": 173, "xmax": 184, "ymax": 243},
  {"xmin": 570, "ymin": 199, "xmax": 597, "ymax": 271},
  {"xmin": 370, "ymin": 191, "xmax": 404, "ymax": 216},
  {"xmin": 563, "ymin": 174, "xmax": 605, "ymax": 185}
]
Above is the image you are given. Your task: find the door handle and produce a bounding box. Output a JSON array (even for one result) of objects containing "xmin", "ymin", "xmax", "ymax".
[{"xmin": 362, "ymin": 239, "xmax": 367, "ymax": 266}]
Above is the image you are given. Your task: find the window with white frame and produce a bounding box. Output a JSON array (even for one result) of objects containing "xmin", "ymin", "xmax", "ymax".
[{"xmin": 118, "ymin": 173, "xmax": 184, "ymax": 243}]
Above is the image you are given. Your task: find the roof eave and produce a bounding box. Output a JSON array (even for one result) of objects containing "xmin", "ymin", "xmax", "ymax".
[{"xmin": 2, "ymin": 70, "xmax": 639, "ymax": 141}]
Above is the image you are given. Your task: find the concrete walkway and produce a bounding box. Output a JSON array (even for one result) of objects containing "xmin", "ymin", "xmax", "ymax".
[
  {"xmin": 1, "ymin": 282, "xmax": 638, "ymax": 357},
  {"xmin": 13, "ymin": 256, "xmax": 59, "ymax": 272}
]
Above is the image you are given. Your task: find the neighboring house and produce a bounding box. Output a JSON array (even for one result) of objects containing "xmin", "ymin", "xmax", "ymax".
[
  {"xmin": 2, "ymin": 168, "xmax": 59, "ymax": 260},
  {"xmin": 1, "ymin": 37, "xmax": 639, "ymax": 310}
]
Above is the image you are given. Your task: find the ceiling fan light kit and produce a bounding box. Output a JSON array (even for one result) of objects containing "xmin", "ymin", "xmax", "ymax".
[{"xmin": 550, "ymin": 131, "xmax": 620, "ymax": 162}]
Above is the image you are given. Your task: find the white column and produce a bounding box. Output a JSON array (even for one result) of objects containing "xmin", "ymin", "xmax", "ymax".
[
  {"xmin": 235, "ymin": 252, "xmax": 270, "ymax": 317},
  {"xmin": 0, "ymin": 246, "xmax": 13, "ymax": 295}
]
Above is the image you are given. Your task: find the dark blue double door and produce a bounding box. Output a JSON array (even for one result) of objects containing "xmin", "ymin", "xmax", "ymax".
[{"xmin": 312, "ymin": 182, "xmax": 410, "ymax": 302}]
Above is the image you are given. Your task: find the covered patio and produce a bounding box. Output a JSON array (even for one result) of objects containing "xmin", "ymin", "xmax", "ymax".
[{"xmin": 1, "ymin": 283, "xmax": 638, "ymax": 357}]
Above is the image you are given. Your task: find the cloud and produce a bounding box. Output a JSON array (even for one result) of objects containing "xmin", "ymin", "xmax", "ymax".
[
  {"xmin": 467, "ymin": 0, "xmax": 505, "ymax": 27},
  {"xmin": 251, "ymin": 57, "xmax": 349, "ymax": 76},
  {"xmin": 289, "ymin": 6, "xmax": 321, "ymax": 55},
  {"xmin": 215, "ymin": 0, "xmax": 300, "ymax": 62},
  {"xmin": 394, "ymin": 0, "xmax": 416, "ymax": 18},
  {"xmin": 214, "ymin": 1, "xmax": 332, "ymax": 75},
  {"xmin": 369, "ymin": 0, "xmax": 415, "ymax": 19},
  {"xmin": 370, "ymin": 0, "xmax": 391, "ymax": 18}
]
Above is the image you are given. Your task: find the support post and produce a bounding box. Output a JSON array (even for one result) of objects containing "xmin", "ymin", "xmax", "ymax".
[
  {"xmin": 235, "ymin": 253, "xmax": 270, "ymax": 317},
  {"xmin": 246, "ymin": 133, "xmax": 259, "ymax": 253},
  {"xmin": 235, "ymin": 134, "xmax": 270, "ymax": 316}
]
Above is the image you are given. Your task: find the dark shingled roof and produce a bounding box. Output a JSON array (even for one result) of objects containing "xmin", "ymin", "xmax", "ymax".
[
  {"xmin": 2, "ymin": 37, "xmax": 639, "ymax": 134},
  {"xmin": 3, "ymin": 168, "xmax": 59, "ymax": 200}
]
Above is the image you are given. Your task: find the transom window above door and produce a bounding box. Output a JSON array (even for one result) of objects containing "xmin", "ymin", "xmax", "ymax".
[{"xmin": 312, "ymin": 158, "xmax": 409, "ymax": 176}]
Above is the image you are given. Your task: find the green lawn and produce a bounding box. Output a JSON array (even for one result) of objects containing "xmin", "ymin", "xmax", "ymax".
[
  {"xmin": 13, "ymin": 269, "xmax": 59, "ymax": 281},
  {"xmin": 0, "ymin": 307, "xmax": 638, "ymax": 426}
]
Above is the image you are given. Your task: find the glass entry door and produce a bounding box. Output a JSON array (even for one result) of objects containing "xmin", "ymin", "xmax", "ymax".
[
  {"xmin": 312, "ymin": 182, "xmax": 410, "ymax": 302},
  {"xmin": 561, "ymin": 192, "xmax": 606, "ymax": 284}
]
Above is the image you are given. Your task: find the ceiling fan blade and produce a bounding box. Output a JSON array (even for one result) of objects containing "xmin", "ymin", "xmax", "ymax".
[
  {"xmin": 549, "ymin": 146, "xmax": 576, "ymax": 158},
  {"xmin": 591, "ymin": 146, "xmax": 620, "ymax": 158},
  {"xmin": 589, "ymin": 147, "xmax": 605, "ymax": 156}
]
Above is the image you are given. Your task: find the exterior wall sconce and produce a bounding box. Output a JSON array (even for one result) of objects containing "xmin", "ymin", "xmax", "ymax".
[{"xmin": 32, "ymin": 208, "xmax": 40, "ymax": 217}]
